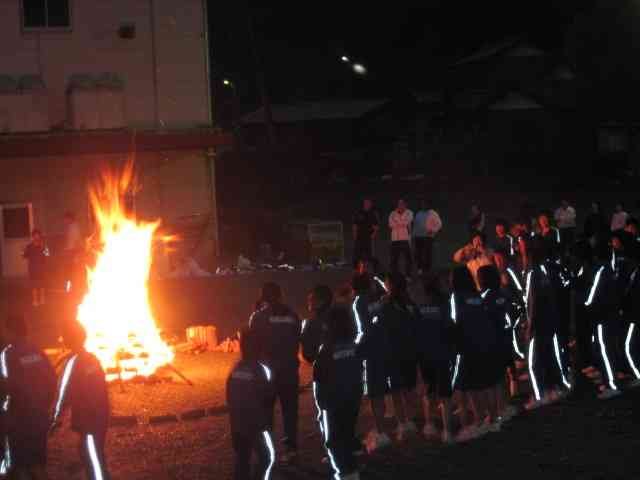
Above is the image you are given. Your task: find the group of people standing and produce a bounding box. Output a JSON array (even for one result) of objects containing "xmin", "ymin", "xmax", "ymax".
[
  {"xmin": 352, "ymin": 198, "xmax": 442, "ymax": 278},
  {"xmin": 0, "ymin": 313, "xmax": 111, "ymax": 479},
  {"xmin": 228, "ymin": 198, "xmax": 640, "ymax": 480}
]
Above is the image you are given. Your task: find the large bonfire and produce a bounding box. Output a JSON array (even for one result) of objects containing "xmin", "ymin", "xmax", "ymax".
[{"xmin": 76, "ymin": 164, "xmax": 174, "ymax": 381}]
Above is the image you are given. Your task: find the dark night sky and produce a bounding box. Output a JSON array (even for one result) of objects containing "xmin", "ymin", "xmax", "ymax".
[{"xmin": 208, "ymin": 1, "xmax": 592, "ymax": 112}]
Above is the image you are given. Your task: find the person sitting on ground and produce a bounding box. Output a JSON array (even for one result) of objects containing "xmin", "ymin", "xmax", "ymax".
[{"xmin": 226, "ymin": 328, "xmax": 276, "ymax": 480}]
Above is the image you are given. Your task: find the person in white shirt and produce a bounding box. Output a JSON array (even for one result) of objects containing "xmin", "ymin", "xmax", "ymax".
[
  {"xmin": 611, "ymin": 203, "xmax": 629, "ymax": 232},
  {"xmin": 413, "ymin": 199, "xmax": 442, "ymax": 275},
  {"xmin": 554, "ymin": 200, "xmax": 577, "ymax": 253},
  {"xmin": 389, "ymin": 199, "xmax": 414, "ymax": 278}
]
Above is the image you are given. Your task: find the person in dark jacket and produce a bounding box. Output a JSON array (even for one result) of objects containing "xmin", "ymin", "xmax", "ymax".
[
  {"xmin": 313, "ymin": 306, "xmax": 363, "ymax": 480},
  {"xmin": 417, "ymin": 274, "xmax": 456, "ymax": 444},
  {"xmin": 450, "ymin": 266, "xmax": 499, "ymax": 442},
  {"xmin": 478, "ymin": 266, "xmax": 519, "ymax": 424},
  {"xmin": 22, "ymin": 229, "xmax": 49, "ymax": 308},
  {"xmin": 301, "ymin": 285, "xmax": 334, "ymax": 364},
  {"xmin": 248, "ymin": 282, "xmax": 301, "ymax": 463},
  {"xmin": 584, "ymin": 202, "xmax": 608, "ymax": 251},
  {"xmin": 377, "ymin": 273, "xmax": 420, "ymax": 442},
  {"xmin": 0, "ymin": 313, "xmax": 56, "ymax": 479},
  {"xmin": 621, "ymin": 264, "xmax": 640, "ymax": 388},
  {"xmin": 350, "ymin": 273, "xmax": 390, "ymax": 453},
  {"xmin": 583, "ymin": 245, "xmax": 624, "ymax": 400},
  {"xmin": 492, "ymin": 219, "xmax": 516, "ymax": 262},
  {"xmin": 226, "ymin": 328, "xmax": 276, "ymax": 480},
  {"xmin": 50, "ymin": 321, "xmax": 110, "ymax": 480},
  {"xmin": 525, "ymin": 249, "xmax": 572, "ymax": 410}
]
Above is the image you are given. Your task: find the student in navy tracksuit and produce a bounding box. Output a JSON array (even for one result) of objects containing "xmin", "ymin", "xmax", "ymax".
[
  {"xmin": 377, "ymin": 273, "xmax": 420, "ymax": 441},
  {"xmin": 301, "ymin": 285, "xmax": 334, "ymax": 364},
  {"xmin": 0, "ymin": 314, "xmax": 56, "ymax": 479},
  {"xmin": 583, "ymin": 246, "xmax": 625, "ymax": 399},
  {"xmin": 50, "ymin": 322, "xmax": 110, "ymax": 480},
  {"xmin": 450, "ymin": 266, "xmax": 500, "ymax": 441},
  {"xmin": 478, "ymin": 266, "xmax": 519, "ymax": 423},
  {"xmin": 622, "ymin": 264, "xmax": 640, "ymax": 388},
  {"xmin": 567, "ymin": 240, "xmax": 593, "ymax": 373},
  {"xmin": 248, "ymin": 282, "xmax": 302, "ymax": 462},
  {"xmin": 227, "ymin": 328, "xmax": 276, "ymax": 480},
  {"xmin": 525, "ymin": 249, "xmax": 572, "ymax": 410},
  {"xmin": 416, "ymin": 274, "xmax": 456, "ymax": 444},
  {"xmin": 313, "ymin": 307, "xmax": 363, "ymax": 480},
  {"xmin": 350, "ymin": 273, "xmax": 391, "ymax": 453},
  {"xmin": 494, "ymin": 252, "xmax": 527, "ymax": 370}
]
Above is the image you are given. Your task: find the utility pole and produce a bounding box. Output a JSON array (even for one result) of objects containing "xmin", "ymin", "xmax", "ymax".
[{"xmin": 246, "ymin": 5, "xmax": 276, "ymax": 147}]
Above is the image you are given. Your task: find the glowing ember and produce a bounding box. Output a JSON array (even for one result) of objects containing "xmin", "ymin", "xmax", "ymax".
[{"xmin": 77, "ymin": 164, "xmax": 173, "ymax": 381}]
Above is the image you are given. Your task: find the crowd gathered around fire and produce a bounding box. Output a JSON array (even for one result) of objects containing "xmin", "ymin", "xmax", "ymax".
[
  {"xmin": 229, "ymin": 198, "xmax": 640, "ymax": 480},
  {"xmin": 2, "ymin": 197, "xmax": 640, "ymax": 480}
]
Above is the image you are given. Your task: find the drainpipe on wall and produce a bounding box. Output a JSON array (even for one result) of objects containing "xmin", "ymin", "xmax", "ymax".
[
  {"xmin": 206, "ymin": 148, "xmax": 220, "ymax": 258},
  {"xmin": 202, "ymin": 0, "xmax": 213, "ymax": 126},
  {"xmin": 149, "ymin": 0, "xmax": 160, "ymax": 128}
]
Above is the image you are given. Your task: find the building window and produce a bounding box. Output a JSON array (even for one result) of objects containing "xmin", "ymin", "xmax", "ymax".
[
  {"xmin": 2, "ymin": 206, "xmax": 31, "ymax": 239},
  {"xmin": 23, "ymin": 0, "xmax": 71, "ymax": 29}
]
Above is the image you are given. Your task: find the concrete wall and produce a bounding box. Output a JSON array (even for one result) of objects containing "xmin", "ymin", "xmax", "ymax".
[
  {"xmin": 0, "ymin": 0, "xmax": 210, "ymax": 130},
  {"xmin": 0, "ymin": 150, "xmax": 217, "ymax": 276}
]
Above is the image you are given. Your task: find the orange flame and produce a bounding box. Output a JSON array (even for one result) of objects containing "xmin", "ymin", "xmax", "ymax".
[{"xmin": 77, "ymin": 163, "xmax": 174, "ymax": 381}]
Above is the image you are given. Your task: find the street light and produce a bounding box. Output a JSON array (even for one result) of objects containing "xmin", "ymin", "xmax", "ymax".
[
  {"xmin": 341, "ymin": 55, "xmax": 350, "ymax": 63},
  {"xmin": 223, "ymin": 78, "xmax": 234, "ymax": 87},
  {"xmin": 352, "ymin": 63, "xmax": 367, "ymax": 75}
]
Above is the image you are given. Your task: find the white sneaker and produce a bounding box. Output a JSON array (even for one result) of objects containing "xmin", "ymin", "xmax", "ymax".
[
  {"xmin": 396, "ymin": 421, "xmax": 418, "ymax": 441},
  {"xmin": 422, "ymin": 423, "xmax": 438, "ymax": 439},
  {"xmin": 455, "ymin": 426, "xmax": 481, "ymax": 443},
  {"xmin": 597, "ymin": 388, "xmax": 622, "ymax": 400},
  {"xmin": 365, "ymin": 431, "xmax": 392, "ymax": 453}
]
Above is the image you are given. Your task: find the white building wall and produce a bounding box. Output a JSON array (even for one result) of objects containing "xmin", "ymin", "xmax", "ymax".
[{"xmin": 0, "ymin": 0, "xmax": 210, "ymax": 130}]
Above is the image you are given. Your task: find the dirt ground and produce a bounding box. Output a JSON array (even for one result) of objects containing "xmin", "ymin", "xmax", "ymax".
[{"xmin": 42, "ymin": 350, "xmax": 640, "ymax": 480}]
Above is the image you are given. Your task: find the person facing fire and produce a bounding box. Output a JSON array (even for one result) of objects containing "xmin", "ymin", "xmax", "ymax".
[
  {"xmin": 0, "ymin": 313, "xmax": 56, "ymax": 480},
  {"xmin": 227, "ymin": 328, "xmax": 276, "ymax": 480},
  {"xmin": 301, "ymin": 285, "xmax": 334, "ymax": 364},
  {"xmin": 248, "ymin": 282, "xmax": 302, "ymax": 464},
  {"xmin": 313, "ymin": 306, "xmax": 364, "ymax": 480},
  {"xmin": 50, "ymin": 321, "xmax": 110, "ymax": 480}
]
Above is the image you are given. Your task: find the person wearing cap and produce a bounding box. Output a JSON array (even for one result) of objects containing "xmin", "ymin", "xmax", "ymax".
[{"xmin": 248, "ymin": 282, "xmax": 302, "ymax": 464}]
